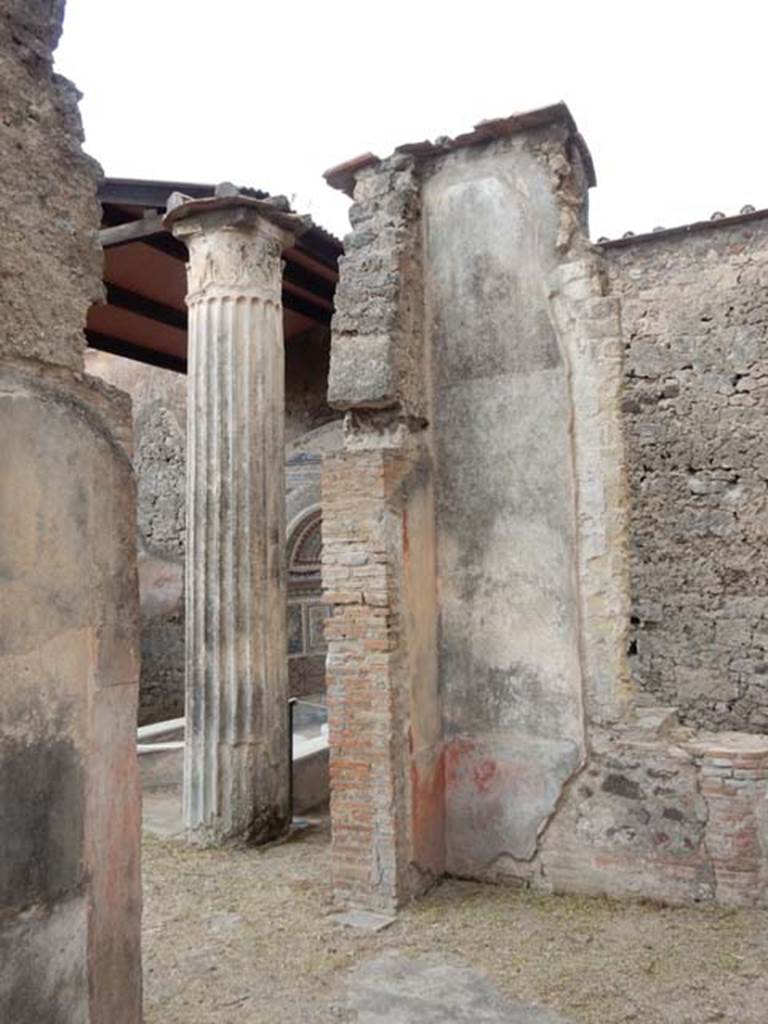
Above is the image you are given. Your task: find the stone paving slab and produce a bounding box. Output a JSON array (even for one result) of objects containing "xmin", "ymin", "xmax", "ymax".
[
  {"xmin": 331, "ymin": 910, "xmax": 396, "ymax": 932},
  {"xmin": 347, "ymin": 953, "xmax": 573, "ymax": 1023}
]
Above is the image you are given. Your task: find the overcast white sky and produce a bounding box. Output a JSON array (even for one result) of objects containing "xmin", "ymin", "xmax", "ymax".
[{"xmin": 56, "ymin": 0, "xmax": 768, "ymax": 242}]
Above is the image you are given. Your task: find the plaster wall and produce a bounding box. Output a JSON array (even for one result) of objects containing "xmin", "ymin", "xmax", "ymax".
[
  {"xmin": 423, "ymin": 138, "xmax": 587, "ymax": 873},
  {"xmin": 0, "ymin": 3, "xmax": 142, "ymax": 1017}
]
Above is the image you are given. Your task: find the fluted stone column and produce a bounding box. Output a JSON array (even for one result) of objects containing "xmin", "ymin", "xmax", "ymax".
[{"xmin": 165, "ymin": 189, "xmax": 307, "ymax": 844}]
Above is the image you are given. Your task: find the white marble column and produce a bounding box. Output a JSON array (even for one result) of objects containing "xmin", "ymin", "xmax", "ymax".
[{"xmin": 165, "ymin": 188, "xmax": 306, "ymax": 844}]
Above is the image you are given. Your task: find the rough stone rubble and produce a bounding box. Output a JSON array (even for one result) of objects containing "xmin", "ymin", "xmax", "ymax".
[{"xmin": 608, "ymin": 222, "xmax": 768, "ymax": 733}]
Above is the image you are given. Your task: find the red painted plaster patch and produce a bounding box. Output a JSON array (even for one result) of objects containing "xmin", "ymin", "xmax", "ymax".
[{"xmin": 473, "ymin": 759, "xmax": 497, "ymax": 793}]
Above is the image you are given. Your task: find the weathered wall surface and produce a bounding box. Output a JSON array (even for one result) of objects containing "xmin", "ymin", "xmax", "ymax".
[
  {"xmin": 0, "ymin": 3, "xmax": 142, "ymax": 1019},
  {"xmin": 534, "ymin": 714, "xmax": 768, "ymax": 907},
  {"xmin": 323, "ymin": 114, "xmax": 632, "ymax": 909},
  {"xmin": 607, "ymin": 219, "xmax": 768, "ymax": 732},
  {"xmin": 86, "ymin": 351, "xmax": 186, "ymax": 724},
  {"xmin": 0, "ymin": 0, "xmax": 102, "ymax": 371},
  {"xmin": 88, "ymin": 338, "xmax": 340, "ymax": 721},
  {"xmin": 422, "ymin": 128, "xmax": 632, "ymax": 877},
  {"xmin": 426, "ymin": 137, "xmax": 586, "ymax": 872},
  {"xmin": 324, "ymin": 107, "xmax": 768, "ymax": 911},
  {"xmin": 323, "ymin": 151, "xmax": 445, "ymax": 911}
]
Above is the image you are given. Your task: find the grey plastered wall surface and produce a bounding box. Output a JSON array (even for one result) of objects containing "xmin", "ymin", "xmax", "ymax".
[
  {"xmin": 423, "ymin": 134, "xmax": 589, "ymax": 873},
  {"xmin": 606, "ymin": 218, "xmax": 768, "ymax": 732}
]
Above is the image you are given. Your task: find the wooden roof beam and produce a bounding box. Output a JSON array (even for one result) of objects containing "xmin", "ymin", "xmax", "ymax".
[
  {"xmin": 85, "ymin": 330, "xmax": 187, "ymax": 374},
  {"xmin": 104, "ymin": 283, "xmax": 187, "ymax": 330},
  {"xmin": 99, "ymin": 211, "xmax": 165, "ymax": 248}
]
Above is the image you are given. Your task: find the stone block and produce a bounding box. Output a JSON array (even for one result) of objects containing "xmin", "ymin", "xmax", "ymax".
[
  {"xmin": 330, "ymin": 910, "xmax": 395, "ymax": 932},
  {"xmin": 328, "ymin": 334, "xmax": 396, "ymax": 409}
]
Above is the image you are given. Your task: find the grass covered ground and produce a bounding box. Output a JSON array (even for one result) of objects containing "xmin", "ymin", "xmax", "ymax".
[{"xmin": 142, "ymin": 819, "xmax": 768, "ymax": 1024}]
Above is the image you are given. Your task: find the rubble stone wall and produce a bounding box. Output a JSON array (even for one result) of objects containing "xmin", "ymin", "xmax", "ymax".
[
  {"xmin": 606, "ymin": 219, "xmax": 768, "ymax": 733},
  {"xmin": 535, "ymin": 714, "xmax": 768, "ymax": 907}
]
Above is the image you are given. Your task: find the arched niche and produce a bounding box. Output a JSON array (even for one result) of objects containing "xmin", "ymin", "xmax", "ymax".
[{"xmin": 286, "ymin": 506, "xmax": 329, "ymax": 697}]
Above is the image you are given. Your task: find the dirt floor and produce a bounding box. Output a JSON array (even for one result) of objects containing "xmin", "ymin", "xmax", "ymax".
[{"xmin": 142, "ymin": 817, "xmax": 768, "ymax": 1024}]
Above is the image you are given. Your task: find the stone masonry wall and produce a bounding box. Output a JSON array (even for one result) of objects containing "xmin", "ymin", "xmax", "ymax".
[
  {"xmin": 606, "ymin": 218, "xmax": 768, "ymax": 733},
  {"xmin": 533, "ymin": 713, "xmax": 768, "ymax": 907}
]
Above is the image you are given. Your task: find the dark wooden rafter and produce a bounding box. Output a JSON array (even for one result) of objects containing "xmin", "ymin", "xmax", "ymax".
[
  {"xmin": 99, "ymin": 180, "xmax": 269, "ymax": 208},
  {"xmin": 283, "ymin": 291, "xmax": 332, "ymax": 324},
  {"xmin": 100, "ymin": 237, "xmax": 334, "ymax": 325},
  {"xmin": 283, "ymin": 261, "xmax": 334, "ymax": 304},
  {"xmin": 99, "ymin": 182, "xmax": 341, "ymax": 272},
  {"xmin": 85, "ymin": 330, "xmax": 187, "ymax": 374},
  {"xmin": 105, "ymin": 283, "xmax": 186, "ymax": 330},
  {"xmin": 100, "ymin": 220, "xmax": 187, "ymax": 260},
  {"xmin": 100, "ymin": 277, "xmax": 329, "ymax": 335}
]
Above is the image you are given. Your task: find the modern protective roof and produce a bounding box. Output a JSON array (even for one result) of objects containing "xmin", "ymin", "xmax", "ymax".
[{"xmin": 88, "ymin": 178, "xmax": 343, "ymax": 373}]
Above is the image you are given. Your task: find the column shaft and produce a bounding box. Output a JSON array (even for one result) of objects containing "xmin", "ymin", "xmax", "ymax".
[
  {"xmin": 186, "ymin": 293, "xmax": 286, "ymax": 842},
  {"xmin": 166, "ymin": 198, "xmax": 304, "ymax": 844}
]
